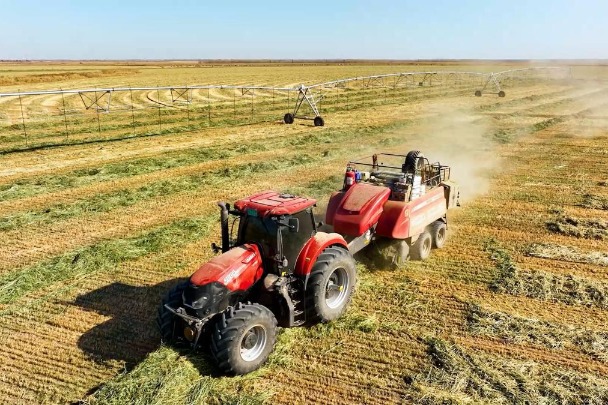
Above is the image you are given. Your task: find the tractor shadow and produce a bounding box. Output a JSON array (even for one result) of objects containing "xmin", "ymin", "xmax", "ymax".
[{"xmin": 73, "ymin": 278, "xmax": 222, "ymax": 376}]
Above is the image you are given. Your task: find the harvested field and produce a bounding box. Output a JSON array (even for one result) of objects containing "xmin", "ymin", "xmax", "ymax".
[{"xmin": 1, "ymin": 61, "xmax": 607, "ymax": 404}]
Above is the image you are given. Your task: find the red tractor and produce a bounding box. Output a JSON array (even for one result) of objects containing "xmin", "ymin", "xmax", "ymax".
[
  {"xmin": 157, "ymin": 151, "xmax": 458, "ymax": 375},
  {"xmin": 157, "ymin": 192, "xmax": 357, "ymax": 374},
  {"xmin": 325, "ymin": 151, "xmax": 459, "ymax": 264}
]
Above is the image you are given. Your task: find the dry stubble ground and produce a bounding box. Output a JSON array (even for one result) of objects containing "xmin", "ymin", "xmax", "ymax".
[{"xmin": 0, "ymin": 62, "xmax": 607, "ymax": 404}]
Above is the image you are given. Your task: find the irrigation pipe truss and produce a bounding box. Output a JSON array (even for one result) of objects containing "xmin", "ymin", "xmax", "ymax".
[{"xmin": 0, "ymin": 67, "xmax": 571, "ymax": 126}]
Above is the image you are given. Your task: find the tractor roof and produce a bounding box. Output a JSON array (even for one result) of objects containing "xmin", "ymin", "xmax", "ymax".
[{"xmin": 234, "ymin": 191, "xmax": 316, "ymax": 217}]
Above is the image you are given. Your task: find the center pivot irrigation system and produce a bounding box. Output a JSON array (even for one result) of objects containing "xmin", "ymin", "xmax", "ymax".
[{"xmin": 0, "ymin": 67, "xmax": 570, "ymax": 128}]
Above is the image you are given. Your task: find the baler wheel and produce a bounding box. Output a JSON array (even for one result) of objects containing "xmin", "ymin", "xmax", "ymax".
[
  {"xmin": 211, "ymin": 302, "xmax": 277, "ymax": 375},
  {"xmin": 371, "ymin": 237, "xmax": 410, "ymax": 267},
  {"xmin": 157, "ymin": 281, "xmax": 189, "ymax": 345},
  {"xmin": 410, "ymin": 230, "xmax": 432, "ymax": 260},
  {"xmin": 284, "ymin": 113, "xmax": 294, "ymax": 124},
  {"xmin": 305, "ymin": 246, "xmax": 356, "ymax": 323},
  {"xmin": 431, "ymin": 221, "xmax": 447, "ymax": 249},
  {"xmin": 314, "ymin": 116, "xmax": 325, "ymax": 127}
]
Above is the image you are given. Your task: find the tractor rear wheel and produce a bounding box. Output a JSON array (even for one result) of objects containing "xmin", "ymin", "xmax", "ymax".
[
  {"xmin": 431, "ymin": 221, "xmax": 447, "ymax": 249},
  {"xmin": 211, "ymin": 303, "xmax": 277, "ymax": 375},
  {"xmin": 157, "ymin": 281, "xmax": 188, "ymax": 345},
  {"xmin": 410, "ymin": 230, "xmax": 432, "ymax": 260},
  {"xmin": 305, "ymin": 246, "xmax": 356, "ymax": 323}
]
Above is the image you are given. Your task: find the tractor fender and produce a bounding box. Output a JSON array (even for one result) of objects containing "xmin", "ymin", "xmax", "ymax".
[{"xmin": 294, "ymin": 232, "xmax": 348, "ymax": 283}]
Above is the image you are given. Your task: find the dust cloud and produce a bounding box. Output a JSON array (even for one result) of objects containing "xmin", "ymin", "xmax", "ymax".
[{"xmin": 406, "ymin": 101, "xmax": 501, "ymax": 203}]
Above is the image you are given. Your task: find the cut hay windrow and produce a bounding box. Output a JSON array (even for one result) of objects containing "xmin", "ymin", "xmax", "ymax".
[
  {"xmin": 0, "ymin": 216, "xmax": 214, "ymax": 306},
  {"xmin": 546, "ymin": 215, "xmax": 608, "ymax": 240},
  {"xmin": 89, "ymin": 346, "xmax": 270, "ymax": 405},
  {"xmin": 466, "ymin": 302, "xmax": 608, "ymax": 363},
  {"xmin": 580, "ymin": 193, "xmax": 608, "ymax": 210},
  {"xmin": 526, "ymin": 243, "xmax": 608, "ymax": 267},
  {"xmin": 0, "ymin": 154, "xmax": 320, "ymax": 232},
  {"xmin": 410, "ymin": 338, "xmax": 608, "ymax": 404},
  {"xmin": 486, "ymin": 241, "xmax": 608, "ymax": 309}
]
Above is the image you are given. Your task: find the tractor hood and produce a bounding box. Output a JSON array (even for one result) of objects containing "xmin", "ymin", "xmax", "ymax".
[{"xmin": 190, "ymin": 244, "xmax": 264, "ymax": 292}]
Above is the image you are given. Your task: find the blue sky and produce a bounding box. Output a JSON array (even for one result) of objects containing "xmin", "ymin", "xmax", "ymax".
[{"xmin": 1, "ymin": 0, "xmax": 606, "ymax": 60}]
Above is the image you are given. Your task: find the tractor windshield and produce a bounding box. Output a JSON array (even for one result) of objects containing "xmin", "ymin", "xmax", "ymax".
[{"xmin": 237, "ymin": 214, "xmax": 278, "ymax": 259}]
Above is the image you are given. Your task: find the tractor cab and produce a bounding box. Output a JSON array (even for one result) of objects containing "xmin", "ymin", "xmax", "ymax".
[{"xmin": 222, "ymin": 191, "xmax": 318, "ymax": 275}]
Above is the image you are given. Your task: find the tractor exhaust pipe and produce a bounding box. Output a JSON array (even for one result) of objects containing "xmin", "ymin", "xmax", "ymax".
[{"xmin": 218, "ymin": 202, "xmax": 230, "ymax": 253}]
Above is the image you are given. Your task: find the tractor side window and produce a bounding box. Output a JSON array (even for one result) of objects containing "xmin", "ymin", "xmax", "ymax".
[
  {"xmin": 238, "ymin": 215, "xmax": 278, "ymax": 259},
  {"xmin": 280, "ymin": 209, "xmax": 316, "ymax": 271}
]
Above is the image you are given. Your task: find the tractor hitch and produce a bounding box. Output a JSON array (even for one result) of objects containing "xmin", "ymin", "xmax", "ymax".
[{"xmin": 164, "ymin": 304, "xmax": 208, "ymax": 350}]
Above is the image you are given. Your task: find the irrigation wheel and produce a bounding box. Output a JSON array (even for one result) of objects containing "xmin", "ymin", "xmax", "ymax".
[
  {"xmin": 313, "ymin": 116, "xmax": 325, "ymax": 127},
  {"xmin": 284, "ymin": 113, "xmax": 294, "ymax": 124}
]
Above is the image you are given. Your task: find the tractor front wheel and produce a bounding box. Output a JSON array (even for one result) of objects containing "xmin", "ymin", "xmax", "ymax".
[
  {"xmin": 306, "ymin": 246, "xmax": 356, "ymax": 323},
  {"xmin": 157, "ymin": 281, "xmax": 188, "ymax": 345},
  {"xmin": 410, "ymin": 230, "xmax": 432, "ymax": 260},
  {"xmin": 211, "ymin": 303, "xmax": 277, "ymax": 375}
]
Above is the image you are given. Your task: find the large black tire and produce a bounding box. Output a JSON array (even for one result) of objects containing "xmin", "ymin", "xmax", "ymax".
[
  {"xmin": 404, "ymin": 150, "xmax": 422, "ymax": 173},
  {"xmin": 157, "ymin": 281, "xmax": 188, "ymax": 344},
  {"xmin": 498, "ymin": 90, "xmax": 506, "ymax": 98},
  {"xmin": 313, "ymin": 116, "xmax": 325, "ymax": 127},
  {"xmin": 284, "ymin": 113, "xmax": 294, "ymax": 124},
  {"xmin": 431, "ymin": 221, "xmax": 447, "ymax": 249},
  {"xmin": 305, "ymin": 246, "xmax": 356, "ymax": 323},
  {"xmin": 410, "ymin": 230, "xmax": 432, "ymax": 261},
  {"xmin": 474, "ymin": 90, "xmax": 482, "ymax": 97},
  {"xmin": 210, "ymin": 303, "xmax": 277, "ymax": 375}
]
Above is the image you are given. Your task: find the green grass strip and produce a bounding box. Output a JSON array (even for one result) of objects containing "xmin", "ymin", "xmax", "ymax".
[
  {"xmin": 90, "ymin": 346, "xmax": 269, "ymax": 405},
  {"xmin": 0, "ymin": 216, "xmax": 214, "ymax": 305},
  {"xmin": 0, "ymin": 118, "xmax": 408, "ymax": 202},
  {"xmin": 0, "ymin": 154, "xmax": 320, "ymax": 231}
]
